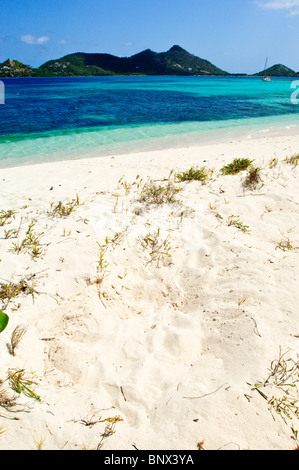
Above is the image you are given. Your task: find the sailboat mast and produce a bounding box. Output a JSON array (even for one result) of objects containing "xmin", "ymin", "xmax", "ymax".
[
  {"xmin": 262, "ymin": 57, "xmax": 271, "ymax": 81},
  {"xmin": 264, "ymin": 57, "xmax": 268, "ymax": 76}
]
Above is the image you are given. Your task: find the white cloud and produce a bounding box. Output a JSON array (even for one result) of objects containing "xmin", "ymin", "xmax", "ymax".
[
  {"xmin": 21, "ymin": 34, "xmax": 50, "ymax": 45},
  {"xmin": 257, "ymin": 0, "xmax": 299, "ymax": 15},
  {"xmin": 57, "ymin": 39, "xmax": 72, "ymax": 45}
]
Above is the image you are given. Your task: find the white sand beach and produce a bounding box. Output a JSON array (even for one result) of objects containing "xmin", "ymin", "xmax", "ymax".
[{"xmin": 0, "ymin": 133, "xmax": 298, "ymax": 450}]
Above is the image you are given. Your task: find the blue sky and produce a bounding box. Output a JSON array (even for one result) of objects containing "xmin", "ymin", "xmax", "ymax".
[{"xmin": 0, "ymin": 0, "xmax": 298, "ymax": 73}]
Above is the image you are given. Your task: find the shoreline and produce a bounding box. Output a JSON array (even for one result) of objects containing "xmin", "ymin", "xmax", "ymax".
[
  {"xmin": 1, "ymin": 115, "xmax": 299, "ymax": 170},
  {"xmin": 1, "ymin": 131, "xmax": 299, "ymax": 176},
  {"xmin": 0, "ymin": 133, "xmax": 298, "ymax": 450}
]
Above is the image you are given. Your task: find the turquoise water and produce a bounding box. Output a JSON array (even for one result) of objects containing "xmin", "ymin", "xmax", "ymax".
[{"xmin": 0, "ymin": 76, "xmax": 298, "ymax": 167}]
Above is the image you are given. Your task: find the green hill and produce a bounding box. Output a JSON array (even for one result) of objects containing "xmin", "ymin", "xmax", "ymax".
[
  {"xmin": 120, "ymin": 45, "xmax": 229, "ymax": 75},
  {"xmin": 37, "ymin": 53, "xmax": 116, "ymax": 76},
  {"xmin": 255, "ymin": 64, "xmax": 297, "ymax": 77},
  {"xmin": 37, "ymin": 45, "xmax": 228, "ymax": 76},
  {"xmin": 1, "ymin": 49, "xmax": 297, "ymax": 77},
  {"xmin": 0, "ymin": 59, "xmax": 35, "ymax": 77},
  {"xmin": 157, "ymin": 45, "xmax": 227, "ymax": 75}
]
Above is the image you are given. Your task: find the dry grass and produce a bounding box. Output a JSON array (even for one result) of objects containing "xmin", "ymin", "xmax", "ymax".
[
  {"xmin": 6, "ymin": 325, "xmax": 27, "ymax": 356},
  {"xmin": 269, "ymin": 157, "xmax": 279, "ymax": 169},
  {"xmin": 9, "ymin": 221, "xmax": 47, "ymax": 259},
  {"xmin": 47, "ymin": 194, "xmax": 81, "ymax": 218},
  {"xmin": 139, "ymin": 229, "xmax": 172, "ymax": 267},
  {"xmin": 252, "ymin": 349, "xmax": 299, "ymax": 444},
  {"xmin": 0, "ymin": 384, "xmax": 18, "ymax": 411},
  {"xmin": 242, "ymin": 166, "xmax": 263, "ymax": 190},
  {"xmin": 284, "ymin": 154, "xmax": 299, "ymax": 167},
  {"xmin": 0, "ymin": 210, "xmax": 17, "ymax": 227},
  {"xmin": 0, "ymin": 274, "xmax": 39, "ymax": 310},
  {"xmin": 138, "ymin": 181, "xmax": 182, "ymax": 206}
]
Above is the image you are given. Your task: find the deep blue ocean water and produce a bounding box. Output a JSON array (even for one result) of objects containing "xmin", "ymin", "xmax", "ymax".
[{"xmin": 0, "ymin": 76, "xmax": 298, "ymax": 167}]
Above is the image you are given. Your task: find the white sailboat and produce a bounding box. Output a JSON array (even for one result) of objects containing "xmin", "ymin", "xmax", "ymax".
[{"xmin": 262, "ymin": 57, "xmax": 271, "ymax": 82}]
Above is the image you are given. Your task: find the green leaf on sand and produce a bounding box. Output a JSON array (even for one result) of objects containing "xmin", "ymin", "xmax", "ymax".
[{"xmin": 0, "ymin": 310, "xmax": 9, "ymax": 333}]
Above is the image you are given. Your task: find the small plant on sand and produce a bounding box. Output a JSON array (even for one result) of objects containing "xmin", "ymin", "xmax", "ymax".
[
  {"xmin": 7, "ymin": 368, "xmax": 41, "ymax": 402},
  {"xmin": 97, "ymin": 243, "xmax": 109, "ymax": 273},
  {"xmin": 276, "ymin": 238, "xmax": 299, "ymax": 252},
  {"xmin": 0, "ymin": 210, "xmax": 17, "ymax": 227},
  {"xmin": 92, "ymin": 242, "xmax": 110, "ymax": 308},
  {"xmin": 242, "ymin": 166, "xmax": 263, "ymax": 190},
  {"xmin": 269, "ymin": 157, "xmax": 279, "ymax": 169},
  {"xmin": 138, "ymin": 181, "xmax": 182, "ymax": 206},
  {"xmin": 33, "ymin": 435, "xmax": 46, "ymax": 450},
  {"xmin": 139, "ymin": 229, "xmax": 172, "ymax": 266},
  {"xmin": 104, "ymin": 230, "xmax": 126, "ymax": 249},
  {"xmin": 284, "ymin": 154, "xmax": 299, "ymax": 167},
  {"xmin": 10, "ymin": 221, "xmax": 47, "ymax": 259},
  {"xmin": 175, "ymin": 166, "xmax": 211, "ymax": 184},
  {"xmin": 0, "ymin": 274, "xmax": 39, "ymax": 310},
  {"xmin": 81, "ymin": 415, "xmax": 123, "ymax": 450},
  {"xmin": 209, "ymin": 202, "xmax": 223, "ymax": 221},
  {"xmin": 48, "ymin": 194, "xmax": 80, "ymax": 218},
  {"xmin": 220, "ymin": 158, "xmax": 254, "ymax": 175},
  {"xmin": 251, "ymin": 349, "xmax": 299, "ymax": 442},
  {"xmin": 118, "ymin": 178, "xmax": 132, "ymax": 196},
  {"xmin": 62, "ymin": 228, "xmax": 72, "ymax": 237},
  {"xmin": 74, "ymin": 409, "xmax": 123, "ymax": 429},
  {"xmin": 96, "ymin": 416, "xmax": 123, "ymax": 450},
  {"xmin": 77, "ymin": 216, "xmax": 89, "ymax": 225},
  {"xmin": 6, "ymin": 325, "xmax": 27, "ymax": 356},
  {"xmin": 227, "ymin": 215, "xmax": 250, "ymax": 233},
  {"xmin": 3, "ymin": 228, "xmax": 19, "ymax": 239}
]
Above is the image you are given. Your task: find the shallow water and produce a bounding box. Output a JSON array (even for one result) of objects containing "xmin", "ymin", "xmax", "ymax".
[{"xmin": 0, "ymin": 75, "xmax": 298, "ymax": 167}]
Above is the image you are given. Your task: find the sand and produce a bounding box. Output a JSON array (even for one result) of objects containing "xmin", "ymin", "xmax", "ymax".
[{"xmin": 0, "ymin": 133, "xmax": 298, "ymax": 450}]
